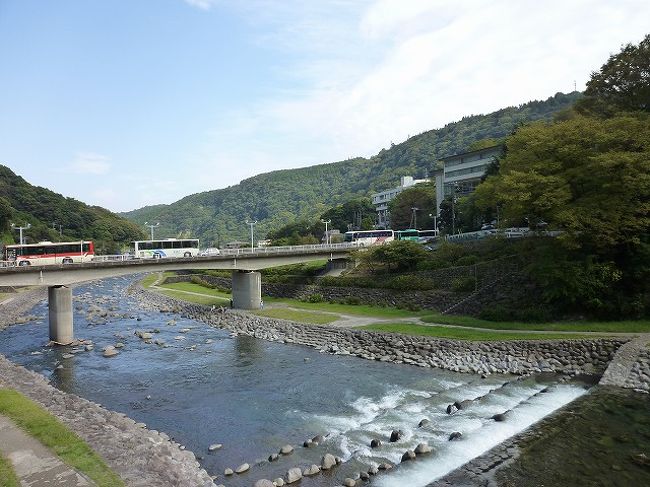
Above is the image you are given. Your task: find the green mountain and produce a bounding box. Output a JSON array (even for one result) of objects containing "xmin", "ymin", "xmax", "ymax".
[
  {"xmin": 0, "ymin": 165, "xmax": 145, "ymax": 254},
  {"xmin": 122, "ymin": 92, "xmax": 582, "ymax": 244}
]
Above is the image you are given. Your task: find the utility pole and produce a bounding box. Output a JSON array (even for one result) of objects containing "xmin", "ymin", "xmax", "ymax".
[
  {"xmin": 245, "ymin": 220, "xmax": 257, "ymax": 250},
  {"xmin": 144, "ymin": 222, "xmax": 160, "ymax": 240},
  {"xmin": 410, "ymin": 207, "xmax": 419, "ymax": 229},
  {"xmin": 11, "ymin": 223, "xmax": 31, "ymax": 245},
  {"xmin": 320, "ymin": 219, "xmax": 331, "ymax": 245},
  {"xmin": 451, "ymin": 184, "xmax": 457, "ymax": 235}
]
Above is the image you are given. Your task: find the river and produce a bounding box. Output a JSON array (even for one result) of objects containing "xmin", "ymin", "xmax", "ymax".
[{"xmin": 0, "ymin": 277, "xmax": 591, "ymax": 486}]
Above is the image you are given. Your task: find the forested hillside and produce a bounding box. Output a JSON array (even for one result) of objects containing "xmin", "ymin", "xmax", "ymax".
[
  {"xmin": 0, "ymin": 165, "xmax": 145, "ymax": 254},
  {"xmin": 123, "ymin": 92, "xmax": 581, "ymax": 243}
]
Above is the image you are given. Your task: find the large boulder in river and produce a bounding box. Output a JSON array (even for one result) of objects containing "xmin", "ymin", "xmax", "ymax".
[
  {"xmin": 303, "ymin": 465, "xmax": 320, "ymax": 476},
  {"xmin": 401, "ymin": 450, "xmax": 416, "ymax": 462},
  {"xmin": 414, "ymin": 443, "xmax": 432, "ymax": 454},
  {"xmin": 235, "ymin": 463, "xmax": 249, "ymax": 473},
  {"xmin": 492, "ymin": 411, "xmax": 510, "ymax": 422},
  {"xmin": 286, "ymin": 467, "xmax": 302, "ymax": 483},
  {"xmin": 280, "ymin": 444, "xmax": 294, "ymax": 455},
  {"xmin": 321, "ymin": 453, "xmax": 337, "ymax": 470},
  {"xmin": 449, "ymin": 432, "xmax": 463, "ymax": 441},
  {"xmin": 418, "ymin": 418, "xmax": 430, "ymax": 427},
  {"xmin": 389, "ymin": 429, "xmax": 402, "ymax": 442},
  {"xmin": 102, "ymin": 346, "xmax": 118, "ymax": 358},
  {"xmin": 370, "ymin": 438, "xmax": 382, "ymax": 448}
]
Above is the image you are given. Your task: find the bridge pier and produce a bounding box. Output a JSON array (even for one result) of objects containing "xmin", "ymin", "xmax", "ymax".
[
  {"xmin": 231, "ymin": 270, "xmax": 262, "ymax": 310},
  {"xmin": 48, "ymin": 285, "xmax": 74, "ymax": 345}
]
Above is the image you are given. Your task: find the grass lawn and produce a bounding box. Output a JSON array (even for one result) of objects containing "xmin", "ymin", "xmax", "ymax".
[
  {"xmin": 0, "ymin": 389, "xmax": 124, "ymax": 487},
  {"xmin": 359, "ymin": 323, "xmax": 599, "ymax": 341},
  {"xmin": 253, "ymin": 308, "xmax": 339, "ymax": 324},
  {"xmin": 0, "ymin": 292, "xmax": 10, "ymax": 303},
  {"xmin": 421, "ymin": 313, "xmax": 650, "ymax": 333},
  {"xmin": 159, "ymin": 281, "xmax": 231, "ymax": 298},
  {"xmin": 159, "ymin": 289, "xmax": 229, "ymax": 306},
  {"xmin": 0, "ymin": 452, "xmax": 19, "ymax": 487}
]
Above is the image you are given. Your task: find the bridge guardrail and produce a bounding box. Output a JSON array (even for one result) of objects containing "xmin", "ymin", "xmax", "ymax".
[{"xmin": 219, "ymin": 242, "xmax": 358, "ymax": 256}]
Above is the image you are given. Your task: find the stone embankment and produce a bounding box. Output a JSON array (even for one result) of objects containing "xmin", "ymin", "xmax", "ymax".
[
  {"xmin": 624, "ymin": 347, "xmax": 650, "ymax": 392},
  {"xmin": 0, "ymin": 287, "xmax": 47, "ymax": 330},
  {"xmin": 132, "ymin": 283, "xmax": 626, "ymax": 377},
  {"xmin": 0, "ymin": 355, "xmax": 215, "ymax": 487}
]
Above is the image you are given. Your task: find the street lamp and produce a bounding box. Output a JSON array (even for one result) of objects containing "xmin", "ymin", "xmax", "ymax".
[
  {"xmin": 144, "ymin": 222, "xmax": 160, "ymax": 240},
  {"xmin": 245, "ymin": 220, "xmax": 257, "ymax": 250},
  {"xmin": 428, "ymin": 213, "xmax": 439, "ymax": 235},
  {"xmin": 10, "ymin": 223, "xmax": 31, "ymax": 245},
  {"xmin": 320, "ymin": 219, "xmax": 331, "ymax": 245}
]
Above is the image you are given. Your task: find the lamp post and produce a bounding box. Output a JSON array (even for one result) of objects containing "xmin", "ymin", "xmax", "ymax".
[
  {"xmin": 320, "ymin": 219, "xmax": 331, "ymax": 245},
  {"xmin": 10, "ymin": 223, "xmax": 31, "ymax": 245},
  {"xmin": 144, "ymin": 222, "xmax": 160, "ymax": 240},
  {"xmin": 429, "ymin": 213, "xmax": 439, "ymax": 235},
  {"xmin": 245, "ymin": 220, "xmax": 257, "ymax": 250}
]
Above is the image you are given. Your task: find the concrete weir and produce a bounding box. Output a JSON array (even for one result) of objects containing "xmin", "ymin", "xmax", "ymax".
[
  {"xmin": 48, "ymin": 285, "xmax": 74, "ymax": 344},
  {"xmin": 231, "ymin": 270, "xmax": 262, "ymax": 310}
]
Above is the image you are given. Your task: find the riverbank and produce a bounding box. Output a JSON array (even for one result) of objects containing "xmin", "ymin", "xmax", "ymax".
[{"xmin": 131, "ymin": 281, "xmax": 627, "ymax": 377}]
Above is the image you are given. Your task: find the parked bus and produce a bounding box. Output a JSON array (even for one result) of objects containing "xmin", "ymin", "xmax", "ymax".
[
  {"xmin": 132, "ymin": 238, "xmax": 200, "ymax": 259},
  {"xmin": 343, "ymin": 230, "xmax": 394, "ymax": 246},
  {"xmin": 417, "ymin": 229, "xmax": 440, "ymax": 243},
  {"xmin": 3, "ymin": 241, "xmax": 94, "ymax": 266},
  {"xmin": 396, "ymin": 229, "xmax": 420, "ymax": 241}
]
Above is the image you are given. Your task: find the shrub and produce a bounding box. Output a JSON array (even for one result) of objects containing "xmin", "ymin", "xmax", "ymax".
[
  {"xmin": 344, "ymin": 296, "xmax": 361, "ymax": 305},
  {"xmin": 451, "ymin": 277, "xmax": 476, "ymax": 293},
  {"xmin": 190, "ymin": 276, "xmax": 215, "ymax": 289},
  {"xmin": 304, "ymin": 293, "xmax": 324, "ymax": 303}
]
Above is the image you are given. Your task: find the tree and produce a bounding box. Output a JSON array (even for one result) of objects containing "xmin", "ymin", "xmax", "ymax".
[
  {"xmin": 388, "ymin": 182, "xmax": 436, "ymax": 230},
  {"xmin": 576, "ymin": 34, "xmax": 650, "ymax": 115},
  {"xmin": 0, "ymin": 197, "xmax": 12, "ymax": 232},
  {"xmin": 364, "ymin": 240, "xmax": 428, "ymax": 272},
  {"xmin": 320, "ymin": 198, "xmax": 375, "ymax": 233}
]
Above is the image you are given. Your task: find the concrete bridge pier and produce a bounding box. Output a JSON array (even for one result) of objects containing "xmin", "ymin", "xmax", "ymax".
[
  {"xmin": 48, "ymin": 285, "xmax": 74, "ymax": 345},
  {"xmin": 231, "ymin": 270, "xmax": 262, "ymax": 310}
]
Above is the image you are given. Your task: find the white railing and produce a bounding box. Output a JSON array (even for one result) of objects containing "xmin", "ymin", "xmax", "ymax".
[{"xmin": 219, "ymin": 242, "xmax": 358, "ymax": 256}]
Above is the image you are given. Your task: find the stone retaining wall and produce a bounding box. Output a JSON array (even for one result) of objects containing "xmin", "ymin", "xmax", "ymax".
[
  {"xmin": 165, "ymin": 274, "xmax": 464, "ymax": 312},
  {"xmin": 132, "ymin": 283, "xmax": 626, "ymax": 377},
  {"xmin": 624, "ymin": 347, "xmax": 650, "ymax": 391}
]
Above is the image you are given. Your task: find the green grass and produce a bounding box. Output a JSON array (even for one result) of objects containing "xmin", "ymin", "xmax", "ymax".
[
  {"xmin": 0, "ymin": 292, "xmax": 10, "ymax": 303},
  {"xmin": 160, "ymin": 281, "xmax": 231, "ymax": 298},
  {"xmin": 262, "ymin": 297, "xmax": 428, "ymax": 319},
  {"xmin": 359, "ymin": 323, "xmax": 598, "ymax": 341},
  {"xmin": 0, "ymin": 389, "xmax": 124, "ymax": 487},
  {"xmin": 159, "ymin": 289, "xmax": 229, "ymax": 306},
  {"xmin": 253, "ymin": 308, "xmax": 339, "ymax": 324},
  {"xmin": 421, "ymin": 313, "xmax": 650, "ymax": 333},
  {"xmin": 0, "ymin": 452, "xmax": 19, "ymax": 487}
]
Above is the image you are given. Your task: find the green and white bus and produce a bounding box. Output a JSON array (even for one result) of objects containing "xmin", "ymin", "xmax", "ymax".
[{"xmin": 132, "ymin": 238, "xmax": 200, "ymax": 259}]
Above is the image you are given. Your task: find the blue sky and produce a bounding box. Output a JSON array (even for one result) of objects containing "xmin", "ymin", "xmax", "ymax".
[{"xmin": 1, "ymin": 0, "xmax": 649, "ymax": 212}]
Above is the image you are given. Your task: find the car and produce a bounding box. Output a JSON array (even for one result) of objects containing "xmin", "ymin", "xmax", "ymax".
[{"xmin": 200, "ymin": 248, "xmax": 221, "ymax": 256}]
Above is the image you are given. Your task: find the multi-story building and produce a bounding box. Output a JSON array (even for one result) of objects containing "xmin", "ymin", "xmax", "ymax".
[
  {"xmin": 433, "ymin": 145, "xmax": 503, "ymax": 215},
  {"xmin": 372, "ymin": 175, "xmax": 430, "ymax": 228}
]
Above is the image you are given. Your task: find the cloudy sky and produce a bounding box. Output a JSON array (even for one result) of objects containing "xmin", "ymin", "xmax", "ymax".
[{"xmin": 1, "ymin": 0, "xmax": 648, "ymax": 212}]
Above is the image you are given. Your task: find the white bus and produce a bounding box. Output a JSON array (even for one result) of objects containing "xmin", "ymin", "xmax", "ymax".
[
  {"xmin": 343, "ymin": 230, "xmax": 395, "ymax": 246},
  {"xmin": 3, "ymin": 241, "xmax": 95, "ymax": 266},
  {"xmin": 132, "ymin": 239, "xmax": 200, "ymax": 259}
]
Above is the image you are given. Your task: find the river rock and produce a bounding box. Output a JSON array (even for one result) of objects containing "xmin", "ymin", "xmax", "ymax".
[
  {"xmin": 343, "ymin": 478, "xmax": 356, "ymax": 487},
  {"xmin": 254, "ymin": 480, "xmax": 274, "ymax": 487},
  {"xmin": 102, "ymin": 346, "xmax": 118, "ymax": 357},
  {"xmin": 389, "ymin": 429, "xmax": 402, "ymax": 442},
  {"xmin": 61, "ymin": 353, "xmax": 74, "ymax": 359},
  {"xmin": 368, "ymin": 465, "xmax": 379, "ymax": 475},
  {"xmin": 446, "ymin": 403, "xmax": 456, "ymax": 414},
  {"xmin": 449, "ymin": 431, "xmax": 463, "ymax": 441},
  {"xmin": 378, "ymin": 462, "xmax": 393, "ymax": 470},
  {"xmin": 208, "ymin": 443, "xmax": 222, "ymax": 451},
  {"xmin": 286, "ymin": 467, "xmax": 302, "ymax": 483},
  {"xmin": 303, "ymin": 464, "xmax": 320, "ymax": 476},
  {"xmin": 268, "ymin": 453, "xmax": 279, "ymax": 462},
  {"xmin": 273, "ymin": 478, "xmax": 284, "ymax": 486},
  {"xmin": 414, "ymin": 442, "xmax": 432, "ymax": 454},
  {"xmin": 321, "ymin": 453, "xmax": 336, "ymax": 470},
  {"xmin": 370, "ymin": 438, "xmax": 382, "ymax": 448},
  {"xmin": 312, "ymin": 434, "xmax": 324, "ymax": 444},
  {"xmin": 280, "ymin": 444, "xmax": 294, "ymax": 455},
  {"xmin": 235, "ymin": 463, "xmax": 249, "ymax": 473},
  {"xmin": 401, "ymin": 450, "xmax": 416, "ymax": 462},
  {"xmin": 492, "ymin": 411, "xmax": 510, "ymax": 422},
  {"xmin": 418, "ymin": 418, "xmax": 430, "ymax": 427},
  {"xmin": 114, "ymin": 342, "xmax": 125, "ymax": 348},
  {"xmin": 224, "ymin": 468, "xmax": 233, "ymax": 476},
  {"xmin": 303, "ymin": 439, "xmax": 314, "ymax": 448}
]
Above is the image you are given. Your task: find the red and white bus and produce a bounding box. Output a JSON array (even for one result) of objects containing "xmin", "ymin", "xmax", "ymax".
[
  {"xmin": 343, "ymin": 230, "xmax": 395, "ymax": 246},
  {"xmin": 3, "ymin": 241, "xmax": 95, "ymax": 266}
]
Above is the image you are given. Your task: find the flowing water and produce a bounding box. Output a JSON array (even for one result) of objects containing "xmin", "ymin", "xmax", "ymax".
[{"xmin": 0, "ymin": 277, "xmax": 592, "ymax": 486}]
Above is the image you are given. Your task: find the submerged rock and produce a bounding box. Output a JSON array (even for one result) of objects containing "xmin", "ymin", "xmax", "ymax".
[{"xmin": 286, "ymin": 467, "xmax": 302, "ymax": 483}]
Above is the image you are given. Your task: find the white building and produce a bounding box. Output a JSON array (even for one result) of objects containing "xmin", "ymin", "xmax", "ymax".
[
  {"xmin": 372, "ymin": 175, "xmax": 430, "ymax": 228},
  {"xmin": 433, "ymin": 145, "xmax": 503, "ymax": 216}
]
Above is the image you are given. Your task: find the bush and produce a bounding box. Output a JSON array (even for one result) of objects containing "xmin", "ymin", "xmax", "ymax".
[
  {"xmin": 304, "ymin": 293, "xmax": 324, "ymax": 303},
  {"xmin": 384, "ymin": 274, "xmax": 435, "ymax": 291},
  {"xmin": 451, "ymin": 277, "xmax": 476, "ymax": 293},
  {"xmin": 479, "ymin": 305, "xmax": 553, "ymax": 322},
  {"xmin": 456, "ymin": 255, "xmax": 479, "ymax": 266},
  {"xmin": 190, "ymin": 276, "xmax": 215, "ymax": 289},
  {"xmin": 344, "ymin": 296, "xmax": 361, "ymax": 305}
]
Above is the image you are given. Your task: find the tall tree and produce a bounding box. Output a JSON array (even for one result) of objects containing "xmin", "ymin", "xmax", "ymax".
[
  {"xmin": 577, "ymin": 33, "xmax": 650, "ymax": 115},
  {"xmin": 319, "ymin": 198, "xmax": 375, "ymax": 233},
  {"xmin": 388, "ymin": 182, "xmax": 436, "ymax": 230}
]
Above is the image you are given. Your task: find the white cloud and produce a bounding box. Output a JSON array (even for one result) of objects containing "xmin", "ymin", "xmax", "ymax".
[
  {"xmin": 69, "ymin": 152, "xmax": 111, "ymax": 175},
  {"xmin": 183, "ymin": 0, "xmax": 217, "ymax": 11}
]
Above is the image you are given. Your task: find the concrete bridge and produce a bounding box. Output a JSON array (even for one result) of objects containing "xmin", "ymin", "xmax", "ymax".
[{"xmin": 0, "ymin": 243, "xmax": 355, "ymax": 345}]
